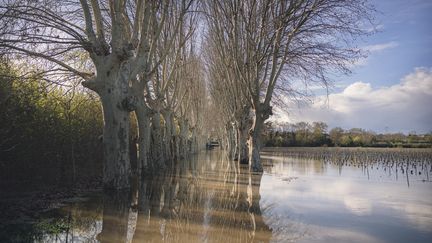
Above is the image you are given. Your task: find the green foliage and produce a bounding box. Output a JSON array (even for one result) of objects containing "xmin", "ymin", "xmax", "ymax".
[
  {"xmin": 34, "ymin": 218, "xmax": 71, "ymax": 235},
  {"xmin": 0, "ymin": 60, "xmax": 103, "ymax": 187},
  {"xmin": 339, "ymin": 135, "xmax": 353, "ymax": 146},
  {"xmin": 263, "ymin": 121, "xmax": 432, "ymax": 148}
]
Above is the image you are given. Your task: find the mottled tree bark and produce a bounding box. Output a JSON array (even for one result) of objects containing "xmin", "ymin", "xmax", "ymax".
[
  {"xmin": 84, "ymin": 62, "xmax": 134, "ymax": 190},
  {"xmin": 237, "ymin": 125, "xmax": 249, "ymax": 164},
  {"xmin": 150, "ymin": 111, "xmax": 166, "ymax": 168},
  {"xmin": 248, "ymin": 104, "xmax": 271, "ymax": 172},
  {"xmin": 162, "ymin": 109, "xmax": 176, "ymax": 161},
  {"xmin": 135, "ymin": 100, "xmax": 152, "ymax": 177},
  {"xmin": 179, "ymin": 118, "xmax": 189, "ymax": 159}
]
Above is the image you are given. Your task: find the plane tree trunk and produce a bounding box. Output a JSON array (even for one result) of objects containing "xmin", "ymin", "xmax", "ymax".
[
  {"xmin": 248, "ymin": 118, "xmax": 263, "ymax": 172},
  {"xmin": 179, "ymin": 118, "xmax": 189, "ymax": 160},
  {"xmin": 150, "ymin": 110, "xmax": 166, "ymax": 169},
  {"xmin": 100, "ymin": 93, "xmax": 131, "ymax": 189},
  {"xmin": 134, "ymin": 99, "xmax": 152, "ymax": 177},
  {"xmin": 237, "ymin": 124, "xmax": 249, "ymax": 165},
  {"xmin": 248, "ymin": 104, "xmax": 272, "ymax": 172},
  {"xmin": 83, "ymin": 61, "xmax": 135, "ymax": 190},
  {"xmin": 162, "ymin": 109, "xmax": 176, "ymax": 161}
]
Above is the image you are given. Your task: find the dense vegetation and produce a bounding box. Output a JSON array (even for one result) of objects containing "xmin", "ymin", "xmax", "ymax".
[
  {"xmin": 0, "ymin": 60, "xmax": 103, "ymax": 189},
  {"xmin": 263, "ymin": 122, "xmax": 432, "ymax": 148}
]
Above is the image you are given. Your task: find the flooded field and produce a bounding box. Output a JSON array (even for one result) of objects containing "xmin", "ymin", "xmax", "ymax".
[
  {"xmin": 1, "ymin": 147, "xmax": 431, "ymax": 242},
  {"xmin": 260, "ymin": 147, "xmax": 432, "ymax": 242}
]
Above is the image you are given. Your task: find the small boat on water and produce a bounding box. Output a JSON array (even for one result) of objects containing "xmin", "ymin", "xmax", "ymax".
[{"xmin": 206, "ymin": 140, "xmax": 220, "ymax": 150}]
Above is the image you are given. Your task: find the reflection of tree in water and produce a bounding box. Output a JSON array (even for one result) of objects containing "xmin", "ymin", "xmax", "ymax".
[
  {"xmin": 1, "ymin": 152, "xmax": 308, "ymax": 242},
  {"xmin": 25, "ymin": 151, "xmax": 308, "ymax": 242},
  {"xmin": 97, "ymin": 190, "xmax": 133, "ymax": 243},
  {"xmin": 97, "ymin": 151, "xmax": 272, "ymax": 242},
  {"xmin": 204, "ymin": 166, "xmax": 271, "ymax": 242}
]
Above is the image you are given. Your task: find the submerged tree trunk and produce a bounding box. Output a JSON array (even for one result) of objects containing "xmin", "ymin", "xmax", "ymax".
[
  {"xmin": 99, "ymin": 92, "xmax": 132, "ymax": 189},
  {"xmin": 248, "ymin": 114, "xmax": 263, "ymax": 172},
  {"xmin": 248, "ymin": 104, "xmax": 272, "ymax": 172},
  {"xmin": 97, "ymin": 190, "xmax": 132, "ymax": 242},
  {"xmin": 236, "ymin": 105, "xmax": 251, "ymax": 164},
  {"xmin": 190, "ymin": 127, "xmax": 197, "ymax": 154},
  {"xmin": 150, "ymin": 111, "xmax": 165, "ymax": 169},
  {"xmin": 237, "ymin": 125, "xmax": 249, "ymax": 164},
  {"xmin": 135, "ymin": 101, "xmax": 152, "ymax": 176},
  {"xmin": 179, "ymin": 119, "xmax": 189, "ymax": 159},
  {"xmin": 162, "ymin": 110, "xmax": 175, "ymax": 161},
  {"xmin": 82, "ymin": 59, "xmax": 135, "ymax": 190},
  {"xmin": 224, "ymin": 123, "xmax": 237, "ymax": 160},
  {"xmin": 248, "ymin": 121, "xmax": 263, "ymax": 172},
  {"xmin": 247, "ymin": 170, "xmax": 271, "ymax": 241}
]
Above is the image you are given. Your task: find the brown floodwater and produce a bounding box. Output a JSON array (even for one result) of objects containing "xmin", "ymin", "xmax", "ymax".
[{"xmin": 2, "ymin": 148, "xmax": 432, "ymax": 242}]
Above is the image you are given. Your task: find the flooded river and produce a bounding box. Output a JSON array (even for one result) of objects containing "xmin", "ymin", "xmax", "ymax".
[{"xmin": 1, "ymin": 148, "xmax": 431, "ymax": 242}]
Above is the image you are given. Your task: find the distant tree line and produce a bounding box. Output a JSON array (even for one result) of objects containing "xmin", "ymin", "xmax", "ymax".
[
  {"xmin": 263, "ymin": 122, "xmax": 432, "ymax": 148},
  {"xmin": 0, "ymin": 59, "xmax": 103, "ymax": 188}
]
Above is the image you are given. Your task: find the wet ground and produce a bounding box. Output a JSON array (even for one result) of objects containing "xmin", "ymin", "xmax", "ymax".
[{"xmin": 1, "ymin": 148, "xmax": 431, "ymax": 242}]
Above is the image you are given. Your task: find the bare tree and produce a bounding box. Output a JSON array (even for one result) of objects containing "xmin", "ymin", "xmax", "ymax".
[
  {"xmin": 205, "ymin": 0, "xmax": 374, "ymax": 171},
  {"xmin": 0, "ymin": 0, "xmax": 194, "ymax": 189},
  {"xmin": 204, "ymin": 24, "xmax": 251, "ymax": 164}
]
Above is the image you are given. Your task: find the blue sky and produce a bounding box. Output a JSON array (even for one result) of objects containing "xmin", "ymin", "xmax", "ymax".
[
  {"xmin": 343, "ymin": 0, "xmax": 432, "ymax": 88},
  {"xmin": 279, "ymin": 0, "xmax": 432, "ymax": 134}
]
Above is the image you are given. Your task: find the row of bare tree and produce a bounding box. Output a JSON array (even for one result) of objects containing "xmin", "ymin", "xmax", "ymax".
[
  {"xmin": 204, "ymin": 0, "xmax": 374, "ymax": 171},
  {"xmin": 0, "ymin": 0, "xmax": 375, "ymax": 189},
  {"xmin": 0, "ymin": 0, "xmax": 209, "ymax": 190}
]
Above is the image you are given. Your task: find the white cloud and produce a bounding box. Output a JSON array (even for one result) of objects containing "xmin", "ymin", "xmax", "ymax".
[
  {"xmin": 348, "ymin": 41, "xmax": 399, "ymax": 68},
  {"xmin": 363, "ymin": 41, "xmax": 399, "ymax": 53},
  {"xmin": 276, "ymin": 67, "xmax": 432, "ymax": 133},
  {"xmin": 342, "ymin": 82, "xmax": 372, "ymax": 97},
  {"xmin": 365, "ymin": 24, "xmax": 385, "ymax": 33}
]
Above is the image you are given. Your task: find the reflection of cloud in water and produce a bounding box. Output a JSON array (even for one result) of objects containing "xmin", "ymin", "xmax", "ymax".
[
  {"xmin": 263, "ymin": 174, "xmax": 374, "ymax": 217},
  {"xmin": 343, "ymin": 197, "xmax": 372, "ymax": 216},
  {"xmin": 261, "ymin": 206, "xmax": 307, "ymax": 243},
  {"xmin": 308, "ymin": 179, "xmax": 372, "ymax": 216},
  {"xmin": 261, "ymin": 150, "xmax": 432, "ymax": 242},
  {"xmin": 386, "ymin": 201, "xmax": 432, "ymax": 232},
  {"xmin": 310, "ymin": 180, "xmax": 350, "ymax": 197},
  {"xmin": 300, "ymin": 224, "xmax": 385, "ymax": 243}
]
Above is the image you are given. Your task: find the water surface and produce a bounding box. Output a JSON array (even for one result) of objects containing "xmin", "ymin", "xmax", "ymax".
[
  {"xmin": 260, "ymin": 148, "xmax": 432, "ymax": 243},
  {"xmin": 2, "ymin": 148, "xmax": 431, "ymax": 242}
]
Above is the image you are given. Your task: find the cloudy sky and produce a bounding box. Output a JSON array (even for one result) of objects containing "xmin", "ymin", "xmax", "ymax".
[{"xmin": 277, "ymin": 0, "xmax": 432, "ymax": 134}]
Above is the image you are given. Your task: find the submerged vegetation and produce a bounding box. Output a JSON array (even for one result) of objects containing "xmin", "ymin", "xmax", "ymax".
[{"xmin": 263, "ymin": 147, "xmax": 432, "ymax": 183}]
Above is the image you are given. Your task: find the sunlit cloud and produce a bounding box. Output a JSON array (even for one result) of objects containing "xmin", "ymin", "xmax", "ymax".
[
  {"xmin": 348, "ymin": 41, "xmax": 399, "ymax": 67},
  {"xmin": 277, "ymin": 67, "xmax": 432, "ymax": 133}
]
